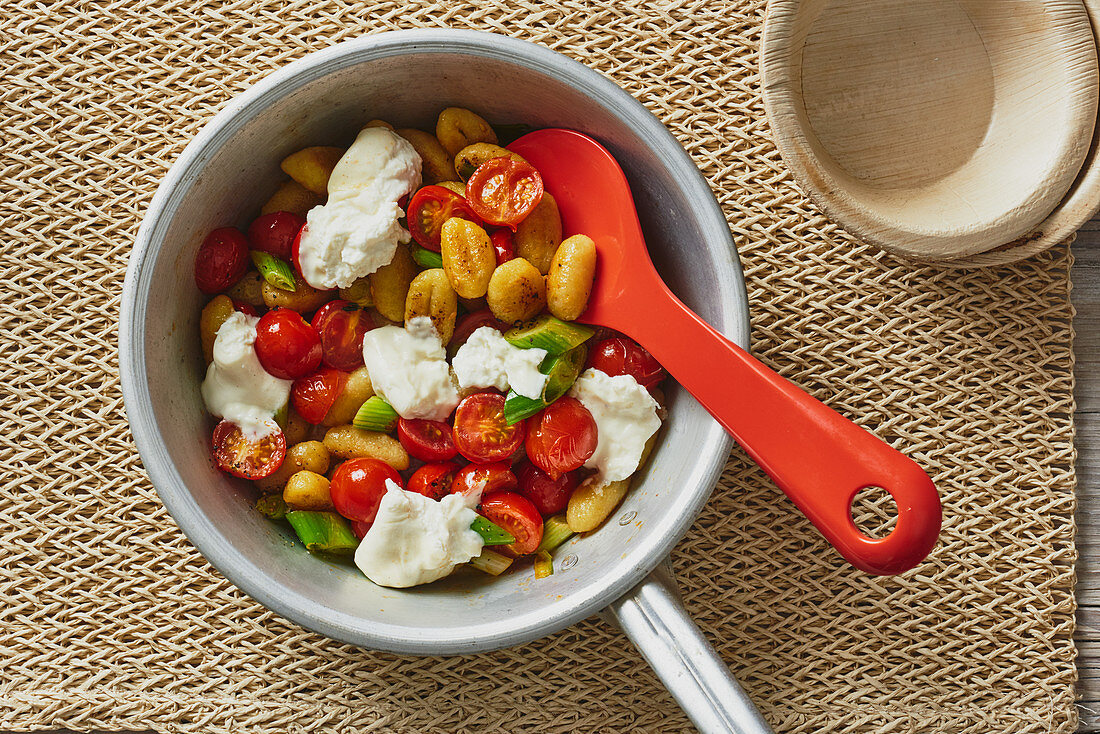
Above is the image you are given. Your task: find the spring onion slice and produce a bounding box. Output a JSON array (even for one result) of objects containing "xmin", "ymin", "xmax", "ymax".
[
  {"xmin": 469, "ymin": 548, "xmax": 514, "ymax": 576},
  {"xmin": 352, "ymin": 396, "xmax": 399, "ymax": 433},
  {"xmin": 505, "ymin": 314, "xmax": 594, "ymax": 355},
  {"xmin": 256, "ymin": 494, "xmax": 288, "ymax": 520},
  {"xmin": 536, "ymin": 515, "xmax": 575, "ymax": 553},
  {"xmin": 249, "ymin": 250, "xmax": 296, "ymax": 291},
  {"xmin": 534, "ymin": 550, "xmax": 554, "ymax": 579},
  {"xmin": 470, "ymin": 515, "xmax": 515, "ymax": 546},
  {"xmin": 502, "ymin": 392, "xmax": 544, "ymax": 425},
  {"xmin": 502, "ymin": 345, "xmax": 588, "ymax": 424},
  {"xmin": 285, "ymin": 511, "xmax": 359, "ymax": 555},
  {"xmin": 410, "ymin": 245, "xmax": 444, "ymax": 269}
]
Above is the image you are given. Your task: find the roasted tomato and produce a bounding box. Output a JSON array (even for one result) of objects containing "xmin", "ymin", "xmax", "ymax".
[
  {"xmin": 212, "ymin": 420, "xmax": 286, "ymax": 480},
  {"xmin": 247, "ymin": 211, "xmax": 305, "ymax": 261},
  {"xmin": 479, "ymin": 491, "xmax": 543, "ymax": 555},
  {"xmin": 329, "ymin": 457, "xmax": 403, "ymax": 523},
  {"xmin": 451, "ymin": 461, "xmax": 518, "ymax": 498},
  {"xmin": 254, "ymin": 308, "xmax": 322, "ymax": 380},
  {"xmin": 194, "ymin": 227, "xmax": 249, "ymax": 294},
  {"xmin": 291, "ymin": 367, "xmax": 348, "ymax": 424},
  {"xmin": 453, "ymin": 392, "xmax": 525, "ymax": 463},
  {"xmin": 525, "ymin": 396, "xmax": 597, "ymax": 478},
  {"xmin": 450, "ymin": 309, "xmax": 509, "ymax": 353},
  {"xmin": 465, "ymin": 158, "xmax": 543, "ymax": 228},
  {"xmin": 489, "ymin": 229, "xmax": 516, "ymax": 264},
  {"xmin": 397, "ymin": 418, "xmax": 458, "ymax": 462},
  {"xmin": 312, "ymin": 300, "xmax": 372, "ymax": 370},
  {"xmin": 407, "ymin": 462, "xmax": 461, "ymax": 501},
  {"xmin": 587, "ymin": 337, "xmax": 665, "ymax": 389},
  {"xmin": 407, "ymin": 185, "xmax": 483, "ymax": 252},
  {"xmin": 516, "ymin": 461, "xmax": 577, "ymax": 517}
]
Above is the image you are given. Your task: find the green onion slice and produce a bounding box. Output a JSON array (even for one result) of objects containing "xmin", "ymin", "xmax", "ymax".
[
  {"xmin": 534, "ymin": 550, "xmax": 554, "ymax": 579},
  {"xmin": 536, "ymin": 515, "xmax": 575, "ymax": 553},
  {"xmin": 285, "ymin": 511, "xmax": 359, "ymax": 555},
  {"xmin": 505, "ymin": 314, "xmax": 594, "ymax": 355},
  {"xmin": 411, "ymin": 245, "xmax": 444, "ymax": 269},
  {"xmin": 256, "ymin": 494, "xmax": 288, "ymax": 520},
  {"xmin": 469, "ymin": 548, "xmax": 514, "ymax": 575},
  {"xmin": 470, "ymin": 515, "xmax": 515, "ymax": 546},
  {"xmin": 502, "ymin": 344, "xmax": 588, "ymax": 424},
  {"xmin": 250, "ymin": 250, "xmax": 296, "ymax": 292},
  {"xmin": 353, "ymin": 396, "xmax": 399, "ymax": 433}
]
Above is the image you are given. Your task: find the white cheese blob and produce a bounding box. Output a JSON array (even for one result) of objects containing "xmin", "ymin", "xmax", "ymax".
[
  {"xmin": 451, "ymin": 326, "xmax": 549, "ymax": 399},
  {"xmin": 354, "ymin": 479, "xmax": 484, "ymax": 588},
  {"xmin": 200, "ymin": 312, "xmax": 292, "ymax": 439},
  {"xmin": 297, "ymin": 127, "xmax": 422, "ymax": 290},
  {"xmin": 568, "ymin": 368, "xmax": 661, "ymax": 481},
  {"xmin": 361, "ymin": 317, "xmax": 459, "ymax": 421}
]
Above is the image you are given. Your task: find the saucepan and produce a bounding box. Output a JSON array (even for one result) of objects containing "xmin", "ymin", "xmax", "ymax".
[{"xmin": 120, "ymin": 29, "xmax": 932, "ymax": 733}]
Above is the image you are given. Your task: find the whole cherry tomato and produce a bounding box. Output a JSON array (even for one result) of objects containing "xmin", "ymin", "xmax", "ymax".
[
  {"xmin": 291, "ymin": 367, "xmax": 348, "ymax": 424},
  {"xmin": 479, "ymin": 492, "xmax": 543, "ymax": 555},
  {"xmin": 407, "ymin": 462, "xmax": 461, "ymax": 501},
  {"xmin": 451, "ymin": 462, "xmax": 518, "ymax": 498},
  {"xmin": 587, "ymin": 337, "xmax": 666, "ymax": 389},
  {"xmin": 247, "ymin": 211, "xmax": 305, "ymax": 261},
  {"xmin": 525, "ymin": 396, "xmax": 598, "ymax": 478},
  {"xmin": 516, "ymin": 462, "xmax": 577, "ymax": 517},
  {"xmin": 211, "ymin": 420, "xmax": 286, "ymax": 480},
  {"xmin": 194, "ymin": 227, "xmax": 249, "ymax": 294},
  {"xmin": 329, "ymin": 457, "xmax": 403, "ymax": 524},
  {"xmin": 397, "ymin": 418, "xmax": 458, "ymax": 462},
  {"xmin": 291, "ymin": 225, "xmax": 306, "ymax": 276},
  {"xmin": 407, "ymin": 185, "xmax": 483, "ymax": 252},
  {"xmin": 312, "ymin": 300, "xmax": 372, "ymax": 370},
  {"xmin": 453, "ymin": 392, "xmax": 525, "ymax": 463},
  {"xmin": 232, "ymin": 300, "xmax": 258, "ymax": 316},
  {"xmin": 465, "ymin": 158, "xmax": 543, "ymax": 228},
  {"xmin": 450, "ymin": 309, "xmax": 509, "ymax": 353},
  {"xmin": 351, "ymin": 520, "xmax": 372, "ymax": 540},
  {"xmin": 254, "ymin": 308, "xmax": 322, "ymax": 380},
  {"xmin": 489, "ymin": 229, "xmax": 515, "ymax": 264}
]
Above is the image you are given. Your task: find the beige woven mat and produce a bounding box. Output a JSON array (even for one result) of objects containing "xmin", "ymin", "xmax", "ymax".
[{"xmin": 0, "ymin": 1, "xmax": 1079, "ymax": 732}]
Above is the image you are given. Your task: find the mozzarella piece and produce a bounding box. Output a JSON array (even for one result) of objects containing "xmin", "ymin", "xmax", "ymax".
[
  {"xmin": 361, "ymin": 317, "xmax": 459, "ymax": 421},
  {"xmin": 568, "ymin": 368, "xmax": 661, "ymax": 481},
  {"xmin": 451, "ymin": 326, "xmax": 548, "ymax": 399}
]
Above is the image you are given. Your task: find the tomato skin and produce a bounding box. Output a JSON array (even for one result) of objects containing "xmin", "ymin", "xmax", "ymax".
[
  {"xmin": 254, "ymin": 309, "xmax": 322, "ymax": 380},
  {"xmin": 397, "ymin": 418, "xmax": 458, "ymax": 462},
  {"xmin": 312, "ymin": 300, "xmax": 372, "ymax": 370},
  {"xmin": 524, "ymin": 397, "xmax": 598, "ymax": 479},
  {"xmin": 291, "ymin": 226, "xmax": 305, "ymax": 276},
  {"xmin": 232, "ymin": 300, "xmax": 258, "ymax": 316},
  {"xmin": 407, "ymin": 462, "xmax": 461, "ymax": 501},
  {"xmin": 489, "ymin": 229, "xmax": 515, "ymax": 264},
  {"xmin": 407, "ymin": 185, "xmax": 484, "ymax": 252},
  {"xmin": 291, "ymin": 367, "xmax": 348, "ymax": 424},
  {"xmin": 330, "ymin": 458, "xmax": 403, "ymax": 523},
  {"xmin": 450, "ymin": 309, "xmax": 509, "ymax": 353},
  {"xmin": 248, "ymin": 211, "xmax": 305, "ymax": 261},
  {"xmin": 351, "ymin": 520, "xmax": 372, "ymax": 540},
  {"xmin": 195, "ymin": 227, "xmax": 249, "ymax": 294},
  {"xmin": 465, "ymin": 158, "xmax": 544, "ymax": 228},
  {"xmin": 479, "ymin": 492, "xmax": 544, "ymax": 555},
  {"xmin": 451, "ymin": 462, "xmax": 518, "ymax": 498},
  {"xmin": 453, "ymin": 392, "xmax": 526, "ymax": 463},
  {"xmin": 211, "ymin": 420, "xmax": 286, "ymax": 480},
  {"xmin": 516, "ymin": 462, "xmax": 577, "ymax": 517},
  {"xmin": 587, "ymin": 337, "xmax": 666, "ymax": 389}
]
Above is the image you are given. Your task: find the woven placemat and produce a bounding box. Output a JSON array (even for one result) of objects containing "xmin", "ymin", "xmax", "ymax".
[{"xmin": 0, "ymin": 1, "xmax": 1079, "ymax": 732}]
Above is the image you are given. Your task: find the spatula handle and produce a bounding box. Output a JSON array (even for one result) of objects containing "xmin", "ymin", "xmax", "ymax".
[{"xmin": 631, "ymin": 286, "xmax": 941, "ymax": 575}]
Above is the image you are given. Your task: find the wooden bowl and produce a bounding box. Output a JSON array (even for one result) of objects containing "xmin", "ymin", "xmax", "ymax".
[{"xmin": 761, "ymin": 0, "xmax": 1099, "ymax": 262}]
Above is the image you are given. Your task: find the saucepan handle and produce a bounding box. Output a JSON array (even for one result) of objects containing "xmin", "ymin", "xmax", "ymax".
[{"xmin": 604, "ymin": 565, "xmax": 773, "ymax": 734}]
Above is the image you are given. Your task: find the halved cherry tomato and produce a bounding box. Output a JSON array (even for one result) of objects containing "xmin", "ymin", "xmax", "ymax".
[
  {"xmin": 489, "ymin": 229, "xmax": 515, "ymax": 264},
  {"xmin": 451, "ymin": 461, "xmax": 518, "ymax": 498},
  {"xmin": 453, "ymin": 392, "xmax": 526, "ymax": 463},
  {"xmin": 465, "ymin": 158, "xmax": 544, "ymax": 228},
  {"xmin": 247, "ymin": 211, "xmax": 305, "ymax": 261},
  {"xmin": 330, "ymin": 457, "xmax": 402, "ymax": 523},
  {"xmin": 397, "ymin": 418, "xmax": 458, "ymax": 462},
  {"xmin": 525, "ymin": 396, "xmax": 598, "ymax": 479},
  {"xmin": 407, "ymin": 185, "xmax": 483, "ymax": 252},
  {"xmin": 212, "ymin": 420, "xmax": 286, "ymax": 480},
  {"xmin": 194, "ymin": 227, "xmax": 249, "ymax": 294},
  {"xmin": 232, "ymin": 300, "xmax": 258, "ymax": 316},
  {"xmin": 450, "ymin": 309, "xmax": 509, "ymax": 353},
  {"xmin": 407, "ymin": 462, "xmax": 461, "ymax": 501},
  {"xmin": 291, "ymin": 367, "xmax": 348, "ymax": 424},
  {"xmin": 516, "ymin": 462, "xmax": 577, "ymax": 517},
  {"xmin": 479, "ymin": 491, "xmax": 543, "ymax": 555},
  {"xmin": 255, "ymin": 308, "xmax": 322, "ymax": 380},
  {"xmin": 587, "ymin": 337, "xmax": 666, "ymax": 389},
  {"xmin": 312, "ymin": 300, "xmax": 372, "ymax": 370}
]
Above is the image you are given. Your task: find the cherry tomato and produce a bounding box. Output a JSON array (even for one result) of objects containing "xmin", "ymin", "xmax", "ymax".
[
  {"xmin": 407, "ymin": 185, "xmax": 484, "ymax": 252},
  {"xmin": 489, "ymin": 229, "xmax": 515, "ymax": 264},
  {"xmin": 194, "ymin": 227, "xmax": 249, "ymax": 294},
  {"xmin": 232, "ymin": 300, "xmax": 258, "ymax": 316},
  {"xmin": 254, "ymin": 309, "xmax": 322, "ymax": 380},
  {"xmin": 465, "ymin": 158, "xmax": 544, "ymax": 228},
  {"xmin": 351, "ymin": 520, "xmax": 372, "ymax": 540},
  {"xmin": 407, "ymin": 462, "xmax": 461, "ymax": 501},
  {"xmin": 587, "ymin": 337, "xmax": 666, "ymax": 389},
  {"xmin": 312, "ymin": 300, "xmax": 372, "ymax": 370},
  {"xmin": 247, "ymin": 211, "xmax": 305, "ymax": 261},
  {"xmin": 451, "ymin": 462, "xmax": 518, "ymax": 498},
  {"xmin": 291, "ymin": 367, "xmax": 348, "ymax": 424},
  {"xmin": 525, "ymin": 397, "xmax": 598, "ymax": 479},
  {"xmin": 211, "ymin": 420, "xmax": 286, "ymax": 480},
  {"xmin": 330, "ymin": 457, "xmax": 403, "ymax": 523},
  {"xmin": 291, "ymin": 225, "xmax": 306, "ymax": 276},
  {"xmin": 479, "ymin": 492, "xmax": 543, "ymax": 555},
  {"xmin": 516, "ymin": 462, "xmax": 577, "ymax": 517},
  {"xmin": 397, "ymin": 418, "xmax": 458, "ymax": 462},
  {"xmin": 453, "ymin": 392, "xmax": 526, "ymax": 463},
  {"xmin": 450, "ymin": 309, "xmax": 509, "ymax": 353}
]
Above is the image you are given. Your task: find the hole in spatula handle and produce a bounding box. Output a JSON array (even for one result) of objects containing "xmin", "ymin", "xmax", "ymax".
[{"xmin": 850, "ymin": 485, "xmax": 898, "ymax": 540}]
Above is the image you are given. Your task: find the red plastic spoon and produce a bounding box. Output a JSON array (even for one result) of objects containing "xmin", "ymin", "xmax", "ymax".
[{"xmin": 509, "ymin": 129, "xmax": 941, "ymax": 575}]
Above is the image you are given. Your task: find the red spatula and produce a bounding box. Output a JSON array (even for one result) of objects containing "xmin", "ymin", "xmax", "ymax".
[{"xmin": 509, "ymin": 129, "xmax": 941, "ymax": 575}]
